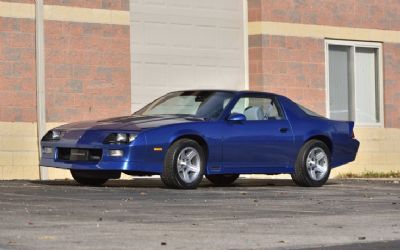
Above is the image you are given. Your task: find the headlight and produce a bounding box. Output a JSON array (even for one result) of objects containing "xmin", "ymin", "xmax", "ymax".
[
  {"xmin": 52, "ymin": 130, "xmax": 62, "ymax": 140},
  {"xmin": 103, "ymin": 133, "xmax": 137, "ymax": 144},
  {"xmin": 42, "ymin": 130, "xmax": 65, "ymax": 141}
]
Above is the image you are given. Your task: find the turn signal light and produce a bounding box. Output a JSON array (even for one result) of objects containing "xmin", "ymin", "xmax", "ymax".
[{"xmin": 108, "ymin": 150, "xmax": 124, "ymax": 157}]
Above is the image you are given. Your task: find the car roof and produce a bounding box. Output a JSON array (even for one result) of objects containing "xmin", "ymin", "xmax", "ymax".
[{"xmin": 169, "ymin": 89, "xmax": 281, "ymax": 97}]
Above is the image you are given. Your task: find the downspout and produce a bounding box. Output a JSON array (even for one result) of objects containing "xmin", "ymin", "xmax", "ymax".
[
  {"xmin": 243, "ymin": 0, "xmax": 249, "ymax": 90},
  {"xmin": 35, "ymin": 0, "xmax": 48, "ymax": 180}
]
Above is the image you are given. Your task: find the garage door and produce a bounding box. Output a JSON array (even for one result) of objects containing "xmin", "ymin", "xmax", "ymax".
[{"xmin": 130, "ymin": 0, "xmax": 246, "ymax": 111}]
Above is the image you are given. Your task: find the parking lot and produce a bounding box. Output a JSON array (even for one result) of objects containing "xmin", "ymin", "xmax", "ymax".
[{"xmin": 0, "ymin": 178, "xmax": 399, "ymax": 250}]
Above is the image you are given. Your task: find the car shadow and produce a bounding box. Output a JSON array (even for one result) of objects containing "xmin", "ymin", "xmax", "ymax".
[{"xmin": 30, "ymin": 178, "xmax": 339, "ymax": 189}]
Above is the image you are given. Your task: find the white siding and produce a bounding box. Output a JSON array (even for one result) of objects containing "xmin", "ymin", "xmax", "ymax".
[{"xmin": 130, "ymin": 0, "xmax": 246, "ymax": 111}]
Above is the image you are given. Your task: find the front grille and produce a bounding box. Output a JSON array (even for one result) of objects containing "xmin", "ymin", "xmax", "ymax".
[{"xmin": 57, "ymin": 148, "xmax": 102, "ymax": 162}]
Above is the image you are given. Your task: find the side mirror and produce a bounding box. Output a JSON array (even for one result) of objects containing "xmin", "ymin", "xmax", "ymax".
[{"xmin": 227, "ymin": 113, "xmax": 246, "ymax": 122}]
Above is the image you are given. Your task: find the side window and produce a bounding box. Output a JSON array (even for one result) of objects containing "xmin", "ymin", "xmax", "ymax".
[{"xmin": 231, "ymin": 96, "xmax": 282, "ymax": 121}]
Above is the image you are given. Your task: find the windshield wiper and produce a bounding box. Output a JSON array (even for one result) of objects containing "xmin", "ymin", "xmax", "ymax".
[{"xmin": 162, "ymin": 114, "xmax": 208, "ymax": 121}]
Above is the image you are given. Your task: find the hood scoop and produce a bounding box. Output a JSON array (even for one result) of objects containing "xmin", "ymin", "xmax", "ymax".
[
  {"xmin": 97, "ymin": 115, "xmax": 165, "ymax": 125},
  {"xmin": 56, "ymin": 115, "xmax": 201, "ymax": 133},
  {"xmin": 63, "ymin": 129, "xmax": 87, "ymax": 140}
]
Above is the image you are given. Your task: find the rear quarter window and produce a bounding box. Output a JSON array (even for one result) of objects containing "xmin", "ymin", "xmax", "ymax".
[{"xmin": 298, "ymin": 104, "xmax": 323, "ymax": 118}]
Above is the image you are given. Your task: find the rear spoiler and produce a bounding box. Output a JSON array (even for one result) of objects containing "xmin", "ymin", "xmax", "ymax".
[{"xmin": 348, "ymin": 121, "xmax": 355, "ymax": 138}]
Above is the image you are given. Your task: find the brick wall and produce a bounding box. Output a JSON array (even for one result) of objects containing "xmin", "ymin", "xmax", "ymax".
[
  {"xmin": 248, "ymin": 0, "xmax": 261, "ymax": 22},
  {"xmin": 384, "ymin": 43, "xmax": 400, "ymax": 128},
  {"xmin": 44, "ymin": 0, "xmax": 129, "ymax": 10},
  {"xmin": 45, "ymin": 21, "xmax": 131, "ymax": 122},
  {"xmin": 248, "ymin": 0, "xmax": 327, "ymax": 114},
  {"xmin": 0, "ymin": 17, "xmax": 36, "ymax": 122},
  {"xmin": 3, "ymin": 0, "xmax": 33, "ymax": 3},
  {"xmin": 0, "ymin": 0, "xmax": 131, "ymax": 124},
  {"xmin": 252, "ymin": 0, "xmax": 400, "ymax": 30},
  {"xmin": 249, "ymin": 34, "xmax": 326, "ymax": 115}
]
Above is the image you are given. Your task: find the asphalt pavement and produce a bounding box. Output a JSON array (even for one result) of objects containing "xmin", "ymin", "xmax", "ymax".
[{"xmin": 0, "ymin": 178, "xmax": 399, "ymax": 250}]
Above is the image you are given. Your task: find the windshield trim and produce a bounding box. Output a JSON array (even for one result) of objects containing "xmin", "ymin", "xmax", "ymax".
[{"xmin": 133, "ymin": 90, "xmax": 236, "ymax": 120}]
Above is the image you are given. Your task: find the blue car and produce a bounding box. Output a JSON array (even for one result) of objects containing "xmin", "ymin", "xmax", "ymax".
[{"xmin": 40, "ymin": 90, "xmax": 359, "ymax": 189}]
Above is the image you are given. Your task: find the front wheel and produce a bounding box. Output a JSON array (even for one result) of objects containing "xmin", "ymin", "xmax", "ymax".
[
  {"xmin": 291, "ymin": 140, "xmax": 331, "ymax": 187},
  {"xmin": 206, "ymin": 174, "xmax": 239, "ymax": 186},
  {"xmin": 70, "ymin": 170, "xmax": 109, "ymax": 186},
  {"xmin": 161, "ymin": 139, "xmax": 205, "ymax": 189}
]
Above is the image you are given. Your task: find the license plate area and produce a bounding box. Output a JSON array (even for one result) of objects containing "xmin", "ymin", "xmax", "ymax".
[
  {"xmin": 57, "ymin": 148, "xmax": 102, "ymax": 162},
  {"xmin": 70, "ymin": 149, "xmax": 89, "ymax": 161}
]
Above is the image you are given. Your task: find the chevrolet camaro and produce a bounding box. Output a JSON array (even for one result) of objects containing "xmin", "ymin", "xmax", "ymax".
[{"xmin": 40, "ymin": 90, "xmax": 359, "ymax": 189}]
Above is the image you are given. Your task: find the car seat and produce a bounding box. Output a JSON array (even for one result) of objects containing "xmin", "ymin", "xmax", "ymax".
[
  {"xmin": 264, "ymin": 103, "xmax": 280, "ymax": 120},
  {"xmin": 243, "ymin": 106, "xmax": 263, "ymax": 120}
]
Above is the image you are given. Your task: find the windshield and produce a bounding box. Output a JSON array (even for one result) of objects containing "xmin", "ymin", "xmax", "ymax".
[{"xmin": 134, "ymin": 91, "xmax": 235, "ymax": 120}]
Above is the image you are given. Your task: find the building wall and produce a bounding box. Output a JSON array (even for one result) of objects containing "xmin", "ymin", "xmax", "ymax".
[
  {"xmin": 44, "ymin": 0, "xmax": 129, "ymax": 10},
  {"xmin": 0, "ymin": 16, "xmax": 36, "ymax": 122},
  {"xmin": 335, "ymin": 127, "xmax": 400, "ymax": 175},
  {"xmin": 384, "ymin": 43, "xmax": 400, "ymax": 128},
  {"xmin": 45, "ymin": 21, "xmax": 130, "ymax": 122},
  {"xmin": 256, "ymin": 0, "xmax": 400, "ymax": 31},
  {"xmin": 248, "ymin": 0, "xmax": 400, "ymax": 128},
  {"xmin": 249, "ymin": 34, "xmax": 326, "ymax": 115},
  {"xmin": 0, "ymin": 0, "xmax": 38, "ymax": 179},
  {"xmin": 0, "ymin": 0, "xmax": 131, "ymax": 180},
  {"xmin": 248, "ymin": 0, "xmax": 400, "ymax": 175},
  {"xmin": 249, "ymin": 0, "xmax": 327, "ymax": 114}
]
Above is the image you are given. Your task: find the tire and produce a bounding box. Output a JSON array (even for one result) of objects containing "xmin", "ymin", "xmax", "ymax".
[
  {"xmin": 291, "ymin": 139, "xmax": 331, "ymax": 187},
  {"xmin": 206, "ymin": 174, "xmax": 239, "ymax": 186},
  {"xmin": 161, "ymin": 139, "xmax": 205, "ymax": 189},
  {"xmin": 70, "ymin": 170, "xmax": 109, "ymax": 186}
]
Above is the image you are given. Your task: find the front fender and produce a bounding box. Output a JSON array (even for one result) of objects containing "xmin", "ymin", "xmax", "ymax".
[
  {"xmin": 168, "ymin": 129, "xmax": 207, "ymax": 145},
  {"xmin": 139, "ymin": 122, "xmax": 222, "ymax": 174}
]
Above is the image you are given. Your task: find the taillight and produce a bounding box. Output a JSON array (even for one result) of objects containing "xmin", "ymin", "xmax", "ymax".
[{"xmin": 351, "ymin": 130, "xmax": 355, "ymax": 138}]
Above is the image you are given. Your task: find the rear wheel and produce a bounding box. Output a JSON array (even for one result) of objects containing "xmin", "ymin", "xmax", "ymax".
[
  {"xmin": 291, "ymin": 140, "xmax": 331, "ymax": 187},
  {"xmin": 206, "ymin": 174, "xmax": 239, "ymax": 186},
  {"xmin": 161, "ymin": 139, "xmax": 205, "ymax": 189},
  {"xmin": 70, "ymin": 170, "xmax": 110, "ymax": 186}
]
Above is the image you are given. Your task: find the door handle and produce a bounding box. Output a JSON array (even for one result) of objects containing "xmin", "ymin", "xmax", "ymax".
[{"xmin": 280, "ymin": 128, "xmax": 289, "ymax": 133}]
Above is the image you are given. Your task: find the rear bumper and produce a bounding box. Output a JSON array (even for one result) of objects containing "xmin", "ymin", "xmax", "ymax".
[
  {"xmin": 331, "ymin": 139, "xmax": 360, "ymax": 168},
  {"xmin": 352, "ymin": 139, "xmax": 360, "ymax": 157}
]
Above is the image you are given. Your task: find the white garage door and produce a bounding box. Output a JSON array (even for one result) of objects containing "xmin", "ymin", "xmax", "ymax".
[{"xmin": 130, "ymin": 0, "xmax": 246, "ymax": 112}]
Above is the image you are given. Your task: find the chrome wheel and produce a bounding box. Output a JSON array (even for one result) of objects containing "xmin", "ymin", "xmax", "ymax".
[
  {"xmin": 177, "ymin": 147, "xmax": 201, "ymax": 183},
  {"xmin": 306, "ymin": 147, "xmax": 328, "ymax": 181}
]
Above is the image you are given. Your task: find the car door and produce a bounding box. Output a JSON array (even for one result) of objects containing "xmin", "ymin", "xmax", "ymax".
[{"xmin": 222, "ymin": 94, "xmax": 295, "ymax": 171}]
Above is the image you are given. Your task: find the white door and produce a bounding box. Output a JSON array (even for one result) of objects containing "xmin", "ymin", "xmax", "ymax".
[{"xmin": 130, "ymin": 0, "xmax": 246, "ymax": 112}]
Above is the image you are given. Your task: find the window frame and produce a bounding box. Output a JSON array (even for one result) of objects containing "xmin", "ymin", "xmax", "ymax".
[
  {"xmin": 226, "ymin": 93, "xmax": 286, "ymax": 121},
  {"xmin": 324, "ymin": 39, "xmax": 384, "ymax": 127}
]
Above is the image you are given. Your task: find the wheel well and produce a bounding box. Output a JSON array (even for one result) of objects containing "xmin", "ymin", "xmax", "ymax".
[
  {"xmin": 306, "ymin": 135, "xmax": 333, "ymax": 153},
  {"xmin": 172, "ymin": 135, "xmax": 209, "ymax": 160}
]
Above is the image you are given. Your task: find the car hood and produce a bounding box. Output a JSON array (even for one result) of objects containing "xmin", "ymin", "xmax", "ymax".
[{"xmin": 55, "ymin": 115, "xmax": 204, "ymax": 132}]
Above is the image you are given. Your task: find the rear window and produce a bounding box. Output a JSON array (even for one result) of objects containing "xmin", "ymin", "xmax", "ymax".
[{"xmin": 298, "ymin": 104, "xmax": 323, "ymax": 117}]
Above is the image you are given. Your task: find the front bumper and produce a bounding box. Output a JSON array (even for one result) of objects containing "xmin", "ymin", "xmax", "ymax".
[
  {"xmin": 40, "ymin": 157, "xmax": 142, "ymax": 171},
  {"xmin": 40, "ymin": 140, "xmax": 146, "ymax": 171}
]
